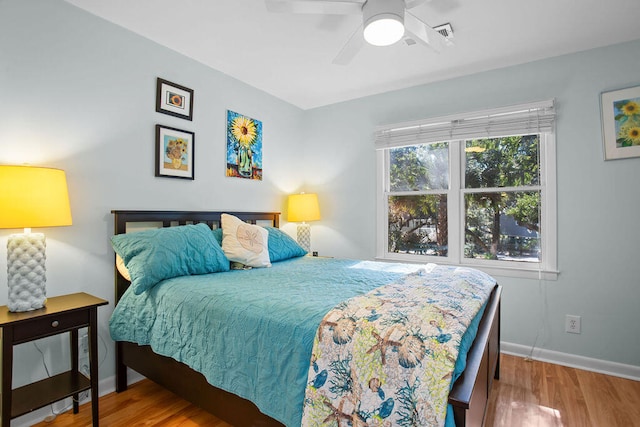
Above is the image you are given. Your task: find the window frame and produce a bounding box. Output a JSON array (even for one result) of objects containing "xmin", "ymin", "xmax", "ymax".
[{"xmin": 375, "ymin": 103, "xmax": 558, "ymax": 280}]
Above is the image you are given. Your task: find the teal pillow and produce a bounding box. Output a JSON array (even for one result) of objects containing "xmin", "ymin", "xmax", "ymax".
[
  {"xmin": 264, "ymin": 226, "xmax": 307, "ymax": 262},
  {"xmin": 212, "ymin": 227, "xmax": 223, "ymax": 245},
  {"xmin": 111, "ymin": 223, "xmax": 230, "ymax": 295}
]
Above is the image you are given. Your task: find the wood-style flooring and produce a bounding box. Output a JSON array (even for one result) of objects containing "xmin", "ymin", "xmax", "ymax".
[
  {"xmin": 485, "ymin": 354, "xmax": 640, "ymax": 426},
  {"xmin": 32, "ymin": 354, "xmax": 640, "ymax": 427}
]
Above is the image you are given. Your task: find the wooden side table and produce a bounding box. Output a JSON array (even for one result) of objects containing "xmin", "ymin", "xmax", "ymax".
[{"xmin": 0, "ymin": 292, "xmax": 108, "ymax": 426}]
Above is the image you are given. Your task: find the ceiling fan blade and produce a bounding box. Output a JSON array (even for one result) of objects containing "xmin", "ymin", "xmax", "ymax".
[
  {"xmin": 332, "ymin": 25, "xmax": 365, "ymax": 65},
  {"xmin": 404, "ymin": 0, "xmax": 428, "ymax": 9},
  {"xmin": 403, "ymin": 11, "xmax": 452, "ymax": 52},
  {"xmin": 265, "ymin": 0, "xmax": 364, "ymax": 15}
]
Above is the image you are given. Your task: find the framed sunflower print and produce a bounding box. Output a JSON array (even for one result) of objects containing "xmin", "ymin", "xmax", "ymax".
[
  {"xmin": 226, "ymin": 110, "xmax": 263, "ymax": 180},
  {"xmin": 601, "ymin": 85, "xmax": 640, "ymax": 160},
  {"xmin": 155, "ymin": 125, "xmax": 195, "ymax": 180},
  {"xmin": 156, "ymin": 78, "xmax": 194, "ymax": 121}
]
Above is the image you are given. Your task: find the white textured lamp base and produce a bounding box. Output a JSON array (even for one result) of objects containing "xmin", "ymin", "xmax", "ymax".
[
  {"xmin": 7, "ymin": 233, "xmax": 47, "ymax": 312},
  {"xmin": 297, "ymin": 223, "xmax": 311, "ymax": 253}
]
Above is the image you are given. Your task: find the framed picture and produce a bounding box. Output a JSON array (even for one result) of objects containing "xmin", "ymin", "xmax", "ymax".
[
  {"xmin": 156, "ymin": 78, "xmax": 194, "ymax": 121},
  {"xmin": 225, "ymin": 110, "xmax": 263, "ymax": 180},
  {"xmin": 601, "ymin": 85, "xmax": 640, "ymax": 160},
  {"xmin": 155, "ymin": 125, "xmax": 195, "ymax": 180}
]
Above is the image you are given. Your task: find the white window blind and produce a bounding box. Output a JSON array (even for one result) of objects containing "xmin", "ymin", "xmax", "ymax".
[{"xmin": 375, "ymin": 100, "xmax": 555, "ymax": 149}]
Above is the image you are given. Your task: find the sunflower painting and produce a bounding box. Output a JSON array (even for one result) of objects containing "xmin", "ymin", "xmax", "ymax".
[
  {"xmin": 226, "ymin": 110, "xmax": 263, "ymax": 179},
  {"xmin": 155, "ymin": 125, "xmax": 195, "ymax": 180},
  {"xmin": 613, "ymin": 98, "xmax": 640, "ymax": 147},
  {"xmin": 601, "ymin": 86, "xmax": 640, "ymax": 160}
]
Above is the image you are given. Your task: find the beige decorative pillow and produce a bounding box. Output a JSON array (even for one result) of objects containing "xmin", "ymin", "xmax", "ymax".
[
  {"xmin": 116, "ymin": 254, "xmax": 132, "ymax": 281},
  {"xmin": 221, "ymin": 213, "xmax": 271, "ymax": 268}
]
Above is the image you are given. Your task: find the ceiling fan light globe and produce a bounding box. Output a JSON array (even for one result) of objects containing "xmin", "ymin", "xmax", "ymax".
[{"xmin": 363, "ymin": 16, "xmax": 404, "ymax": 46}]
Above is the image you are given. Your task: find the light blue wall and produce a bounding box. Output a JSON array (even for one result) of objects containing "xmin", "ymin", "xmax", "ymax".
[
  {"xmin": 0, "ymin": 0, "xmax": 306, "ymax": 396},
  {"xmin": 304, "ymin": 40, "xmax": 640, "ymax": 367},
  {"xmin": 1, "ymin": 0, "xmax": 638, "ymax": 414}
]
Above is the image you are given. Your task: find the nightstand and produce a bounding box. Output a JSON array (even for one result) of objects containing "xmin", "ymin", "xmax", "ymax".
[{"xmin": 0, "ymin": 292, "xmax": 108, "ymax": 427}]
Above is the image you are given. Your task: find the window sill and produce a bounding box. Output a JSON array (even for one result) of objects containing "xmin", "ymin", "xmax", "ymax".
[{"xmin": 375, "ymin": 254, "xmax": 558, "ymax": 281}]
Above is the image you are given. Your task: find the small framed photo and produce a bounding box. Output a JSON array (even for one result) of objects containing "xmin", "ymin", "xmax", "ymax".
[
  {"xmin": 601, "ymin": 85, "xmax": 640, "ymax": 160},
  {"xmin": 155, "ymin": 125, "xmax": 195, "ymax": 180},
  {"xmin": 156, "ymin": 78, "xmax": 194, "ymax": 121}
]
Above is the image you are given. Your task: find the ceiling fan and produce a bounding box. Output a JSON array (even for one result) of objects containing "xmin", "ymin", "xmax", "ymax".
[{"xmin": 265, "ymin": 0, "xmax": 454, "ymax": 65}]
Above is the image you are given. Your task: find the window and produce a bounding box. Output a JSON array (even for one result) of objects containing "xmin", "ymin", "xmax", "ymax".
[{"xmin": 375, "ymin": 101, "xmax": 557, "ymax": 279}]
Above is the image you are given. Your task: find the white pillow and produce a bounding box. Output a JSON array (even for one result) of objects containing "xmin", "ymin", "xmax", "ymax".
[
  {"xmin": 115, "ymin": 254, "xmax": 132, "ymax": 281},
  {"xmin": 221, "ymin": 213, "xmax": 271, "ymax": 268}
]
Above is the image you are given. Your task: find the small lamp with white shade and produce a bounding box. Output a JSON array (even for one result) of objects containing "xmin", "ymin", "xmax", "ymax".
[
  {"xmin": 287, "ymin": 192, "xmax": 320, "ymax": 253},
  {"xmin": 0, "ymin": 165, "xmax": 72, "ymax": 312}
]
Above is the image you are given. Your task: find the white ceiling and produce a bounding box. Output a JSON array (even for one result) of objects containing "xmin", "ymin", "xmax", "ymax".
[{"xmin": 65, "ymin": 0, "xmax": 640, "ymax": 110}]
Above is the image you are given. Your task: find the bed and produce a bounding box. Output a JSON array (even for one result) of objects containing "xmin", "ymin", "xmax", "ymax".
[{"xmin": 110, "ymin": 210, "xmax": 501, "ymax": 427}]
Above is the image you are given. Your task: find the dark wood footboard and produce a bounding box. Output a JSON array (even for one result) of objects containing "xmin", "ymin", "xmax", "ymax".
[
  {"xmin": 116, "ymin": 341, "xmax": 283, "ymax": 427},
  {"xmin": 111, "ymin": 210, "xmax": 501, "ymax": 427},
  {"xmin": 449, "ymin": 284, "xmax": 502, "ymax": 427}
]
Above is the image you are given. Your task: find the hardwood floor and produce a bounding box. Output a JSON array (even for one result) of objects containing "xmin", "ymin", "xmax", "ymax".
[
  {"xmin": 31, "ymin": 379, "xmax": 231, "ymax": 427},
  {"xmin": 486, "ymin": 354, "xmax": 640, "ymax": 427},
  {"xmin": 33, "ymin": 354, "xmax": 640, "ymax": 427}
]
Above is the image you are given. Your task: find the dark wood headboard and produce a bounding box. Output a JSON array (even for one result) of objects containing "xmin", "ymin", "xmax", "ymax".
[{"xmin": 111, "ymin": 210, "xmax": 280, "ymax": 303}]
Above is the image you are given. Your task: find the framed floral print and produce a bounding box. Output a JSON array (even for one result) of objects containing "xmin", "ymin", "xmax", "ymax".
[
  {"xmin": 601, "ymin": 85, "xmax": 640, "ymax": 160},
  {"xmin": 155, "ymin": 125, "xmax": 195, "ymax": 180},
  {"xmin": 225, "ymin": 110, "xmax": 263, "ymax": 180},
  {"xmin": 156, "ymin": 78, "xmax": 194, "ymax": 121}
]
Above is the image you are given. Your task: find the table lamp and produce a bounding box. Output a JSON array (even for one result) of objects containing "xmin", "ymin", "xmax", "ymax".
[
  {"xmin": 0, "ymin": 165, "xmax": 72, "ymax": 312},
  {"xmin": 287, "ymin": 192, "xmax": 320, "ymax": 252}
]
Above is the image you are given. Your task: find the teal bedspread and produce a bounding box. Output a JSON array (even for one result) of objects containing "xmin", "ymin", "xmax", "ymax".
[{"xmin": 109, "ymin": 257, "xmax": 494, "ymax": 426}]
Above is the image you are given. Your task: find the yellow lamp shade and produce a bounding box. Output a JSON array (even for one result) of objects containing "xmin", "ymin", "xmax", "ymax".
[
  {"xmin": 0, "ymin": 165, "xmax": 72, "ymax": 229},
  {"xmin": 287, "ymin": 193, "xmax": 321, "ymax": 222}
]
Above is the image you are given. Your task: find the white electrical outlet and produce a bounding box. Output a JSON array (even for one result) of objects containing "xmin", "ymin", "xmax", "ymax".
[{"xmin": 565, "ymin": 315, "xmax": 581, "ymax": 334}]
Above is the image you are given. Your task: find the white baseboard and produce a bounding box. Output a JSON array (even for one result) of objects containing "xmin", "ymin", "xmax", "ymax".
[{"xmin": 502, "ymin": 341, "xmax": 640, "ymax": 381}]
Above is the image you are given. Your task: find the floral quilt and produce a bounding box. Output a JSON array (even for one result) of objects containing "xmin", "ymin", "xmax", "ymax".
[{"xmin": 301, "ymin": 265, "xmax": 495, "ymax": 427}]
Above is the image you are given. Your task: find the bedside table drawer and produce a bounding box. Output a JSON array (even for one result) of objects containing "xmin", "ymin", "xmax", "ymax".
[{"xmin": 12, "ymin": 310, "xmax": 90, "ymax": 343}]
